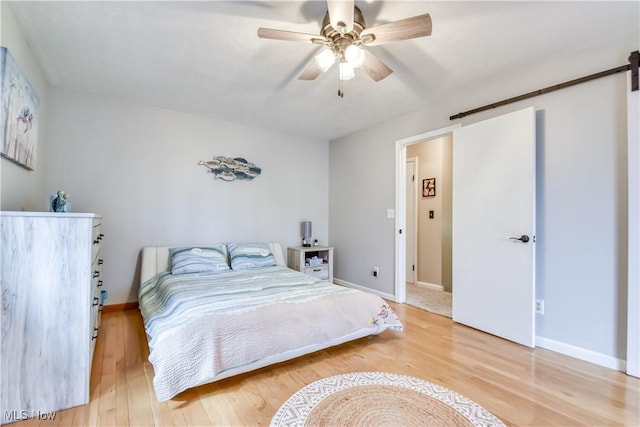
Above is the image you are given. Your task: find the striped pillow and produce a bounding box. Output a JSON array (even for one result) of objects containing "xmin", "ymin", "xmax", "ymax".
[
  {"xmin": 170, "ymin": 245, "xmax": 230, "ymax": 275},
  {"xmin": 228, "ymin": 243, "xmax": 277, "ymax": 270}
]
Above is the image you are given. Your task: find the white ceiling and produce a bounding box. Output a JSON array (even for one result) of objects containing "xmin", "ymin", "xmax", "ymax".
[{"xmin": 7, "ymin": 1, "xmax": 640, "ymax": 140}]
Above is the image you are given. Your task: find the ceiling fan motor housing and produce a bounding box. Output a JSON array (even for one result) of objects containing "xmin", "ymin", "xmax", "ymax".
[{"xmin": 320, "ymin": 6, "xmax": 367, "ymax": 56}]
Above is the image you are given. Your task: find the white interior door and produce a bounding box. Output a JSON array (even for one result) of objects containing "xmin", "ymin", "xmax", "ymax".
[
  {"xmin": 406, "ymin": 158, "xmax": 417, "ymax": 284},
  {"xmin": 626, "ymin": 70, "xmax": 639, "ymax": 378},
  {"xmin": 452, "ymin": 107, "xmax": 536, "ymax": 347}
]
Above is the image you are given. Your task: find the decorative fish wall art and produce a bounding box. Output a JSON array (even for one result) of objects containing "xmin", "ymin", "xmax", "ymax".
[{"xmin": 198, "ymin": 156, "xmax": 262, "ymax": 181}]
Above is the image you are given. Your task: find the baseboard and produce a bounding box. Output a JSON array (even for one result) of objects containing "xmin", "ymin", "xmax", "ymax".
[
  {"xmin": 415, "ymin": 281, "xmax": 445, "ymax": 291},
  {"xmin": 334, "ymin": 278, "xmax": 397, "ymax": 301},
  {"xmin": 102, "ymin": 302, "xmax": 139, "ymax": 313},
  {"xmin": 536, "ymin": 336, "xmax": 626, "ymax": 371}
]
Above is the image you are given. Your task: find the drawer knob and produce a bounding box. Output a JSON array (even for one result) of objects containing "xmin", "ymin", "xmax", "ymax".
[
  {"xmin": 93, "ymin": 297, "xmax": 99, "ymax": 306},
  {"xmin": 93, "ymin": 271, "xmax": 100, "ymax": 278},
  {"xmin": 92, "ymin": 328, "xmax": 99, "ymax": 340},
  {"xmin": 97, "ymin": 280, "xmax": 103, "ymax": 287},
  {"xmin": 98, "ymin": 259, "xmax": 104, "ymax": 265}
]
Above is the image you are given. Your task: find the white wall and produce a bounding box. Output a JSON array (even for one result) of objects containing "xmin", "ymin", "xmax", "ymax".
[
  {"xmin": 2, "ymin": 3, "xmax": 330, "ymax": 305},
  {"xmin": 45, "ymin": 88, "xmax": 329, "ymax": 303},
  {"xmin": 0, "ymin": 3, "xmax": 49, "ymax": 210},
  {"xmin": 329, "ymin": 32, "xmax": 637, "ymax": 361},
  {"xmin": 330, "ymin": 124, "xmax": 397, "ymax": 294}
]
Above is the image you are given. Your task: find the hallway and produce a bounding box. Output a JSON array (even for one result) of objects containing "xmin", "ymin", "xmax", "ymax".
[{"xmin": 405, "ymin": 283, "xmax": 452, "ymax": 318}]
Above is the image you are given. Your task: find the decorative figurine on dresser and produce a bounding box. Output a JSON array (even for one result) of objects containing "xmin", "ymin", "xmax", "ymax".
[
  {"xmin": 0, "ymin": 211, "xmax": 104, "ymax": 424},
  {"xmin": 49, "ymin": 189, "xmax": 70, "ymax": 213}
]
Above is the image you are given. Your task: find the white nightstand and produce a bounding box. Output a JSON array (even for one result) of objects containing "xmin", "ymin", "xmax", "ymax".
[{"xmin": 287, "ymin": 246, "xmax": 334, "ymax": 282}]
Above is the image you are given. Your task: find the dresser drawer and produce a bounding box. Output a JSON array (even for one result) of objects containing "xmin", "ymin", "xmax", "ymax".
[
  {"xmin": 305, "ymin": 265, "xmax": 329, "ymax": 280},
  {"xmin": 91, "ymin": 250, "xmax": 104, "ymax": 286},
  {"xmin": 91, "ymin": 221, "xmax": 103, "ymax": 264},
  {"xmin": 90, "ymin": 304, "xmax": 100, "ymax": 359}
]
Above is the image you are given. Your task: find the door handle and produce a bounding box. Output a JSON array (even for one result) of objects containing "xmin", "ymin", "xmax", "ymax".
[{"xmin": 510, "ymin": 235, "xmax": 530, "ymax": 243}]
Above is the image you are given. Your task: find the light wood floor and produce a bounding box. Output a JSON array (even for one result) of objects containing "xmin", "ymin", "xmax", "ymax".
[{"xmin": 12, "ymin": 303, "xmax": 639, "ymax": 427}]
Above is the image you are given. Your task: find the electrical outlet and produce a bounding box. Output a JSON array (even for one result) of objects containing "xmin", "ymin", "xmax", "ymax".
[
  {"xmin": 373, "ymin": 267, "xmax": 379, "ymax": 277},
  {"xmin": 535, "ymin": 299, "xmax": 544, "ymax": 315}
]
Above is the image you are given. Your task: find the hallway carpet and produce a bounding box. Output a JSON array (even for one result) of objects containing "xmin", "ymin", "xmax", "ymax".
[{"xmin": 405, "ymin": 284, "xmax": 452, "ymax": 318}]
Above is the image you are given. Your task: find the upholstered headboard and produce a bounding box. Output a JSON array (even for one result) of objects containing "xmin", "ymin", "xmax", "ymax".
[{"xmin": 140, "ymin": 242, "xmax": 286, "ymax": 285}]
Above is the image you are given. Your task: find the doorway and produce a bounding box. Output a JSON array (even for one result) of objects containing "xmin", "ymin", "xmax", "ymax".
[
  {"xmin": 394, "ymin": 124, "xmax": 459, "ymax": 304},
  {"xmin": 404, "ymin": 137, "xmax": 453, "ymax": 317},
  {"xmin": 395, "ymin": 107, "xmax": 537, "ymax": 348}
]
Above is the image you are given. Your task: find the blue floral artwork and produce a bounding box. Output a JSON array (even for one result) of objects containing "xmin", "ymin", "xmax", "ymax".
[
  {"xmin": 198, "ymin": 156, "xmax": 262, "ymax": 181},
  {"xmin": 1, "ymin": 46, "xmax": 40, "ymax": 170}
]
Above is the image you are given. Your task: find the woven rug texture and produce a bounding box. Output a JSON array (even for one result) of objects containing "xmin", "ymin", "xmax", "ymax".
[{"xmin": 270, "ymin": 371, "xmax": 505, "ymax": 427}]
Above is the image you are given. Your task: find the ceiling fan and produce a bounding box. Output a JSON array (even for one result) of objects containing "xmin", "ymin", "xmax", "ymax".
[{"xmin": 257, "ymin": 0, "xmax": 432, "ymax": 97}]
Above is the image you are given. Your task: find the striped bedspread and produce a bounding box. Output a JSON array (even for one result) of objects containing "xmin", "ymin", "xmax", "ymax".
[{"xmin": 139, "ymin": 266, "xmax": 403, "ymax": 401}]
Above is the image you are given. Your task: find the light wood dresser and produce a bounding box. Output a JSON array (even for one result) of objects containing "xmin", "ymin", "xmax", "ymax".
[{"xmin": 0, "ymin": 212, "xmax": 104, "ymax": 424}]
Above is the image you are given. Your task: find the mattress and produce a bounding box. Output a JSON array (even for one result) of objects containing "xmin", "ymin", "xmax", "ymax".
[{"xmin": 139, "ymin": 257, "xmax": 403, "ymax": 401}]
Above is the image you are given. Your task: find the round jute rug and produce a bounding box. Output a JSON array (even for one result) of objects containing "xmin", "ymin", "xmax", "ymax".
[{"xmin": 270, "ymin": 372, "xmax": 505, "ymax": 427}]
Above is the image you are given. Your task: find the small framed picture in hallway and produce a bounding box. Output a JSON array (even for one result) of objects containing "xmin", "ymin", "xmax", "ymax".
[{"xmin": 423, "ymin": 178, "xmax": 436, "ymax": 197}]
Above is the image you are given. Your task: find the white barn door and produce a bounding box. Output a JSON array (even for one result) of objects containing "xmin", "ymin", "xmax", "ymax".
[{"xmin": 452, "ymin": 107, "xmax": 536, "ymax": 347}]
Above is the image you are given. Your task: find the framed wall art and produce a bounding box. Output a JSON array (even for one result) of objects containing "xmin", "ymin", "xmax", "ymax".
[
  {"xmin": 198, "ymin": 156, "xmax": 262, "ymax": 181},
  {"xmin": 1, "ymin": 46, "xmax": 40, "ymax": 170},
  {"xmin": 423, "ymin": 177, "xmax": 436, "ymax": 197}
]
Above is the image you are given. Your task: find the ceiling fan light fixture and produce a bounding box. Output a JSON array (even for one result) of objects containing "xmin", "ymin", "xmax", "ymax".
[
  {"xmin": 258, "ymin": 1, "xmax": 432, "ymax": 93},
  {"xmin": 339, "ymin": 61, "xmax": 355, "ymax": 80},
  {"xmin": 314, "ymin": 49, "xmax": 336, "ymax": 72},
  {"xmin": 344, "ymin": 44, "xmax": 365, "ymax": 68}
]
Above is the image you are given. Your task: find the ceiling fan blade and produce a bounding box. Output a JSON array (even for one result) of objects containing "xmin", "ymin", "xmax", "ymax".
[
  {"xmin": 361, "ymin": 14, "xmax": 432, "ymax": 46},
  {"xmin": 298, "ymin": 62, "xmax": 324, "ymax": 81},
  {"xmin": 360, "ymin": 50, "xmax": 393, "ymax": 82},
  {"xmin": 257, "ymin": 27, "xmax": 326, "ymax": 44},
  {"xmin": 327, "ymin": 0, "xmax": 354, "ymax": 33}
]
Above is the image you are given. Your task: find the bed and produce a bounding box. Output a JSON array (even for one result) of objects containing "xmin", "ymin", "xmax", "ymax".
[{"xmin": 139, "ymin": 242, "xmax": 403, "ymax": 401}]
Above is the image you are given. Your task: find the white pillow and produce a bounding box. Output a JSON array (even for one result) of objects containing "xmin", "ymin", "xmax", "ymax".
[
  {"xmin": 170, "ymin": 245, "xmax": 230, "ymax": 275},
  {"xmin": 227, "ymin": 243, "xmax": 277, "ymax": 270}
]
